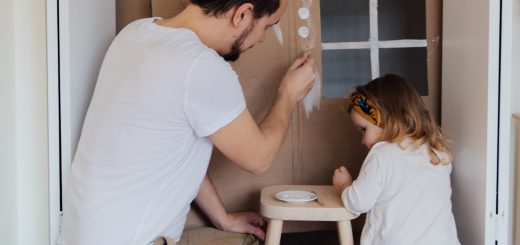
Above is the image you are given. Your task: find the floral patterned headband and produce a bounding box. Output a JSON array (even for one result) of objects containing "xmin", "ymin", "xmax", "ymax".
[{"xmin": 347, "ymin": 92, "xmax": 384, "ymax": 127}]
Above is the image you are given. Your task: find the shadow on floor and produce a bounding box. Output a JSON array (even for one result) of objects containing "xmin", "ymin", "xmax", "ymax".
[{"xmin": 260, "ymin": 229, "xmax": 361, "ymax": 245}]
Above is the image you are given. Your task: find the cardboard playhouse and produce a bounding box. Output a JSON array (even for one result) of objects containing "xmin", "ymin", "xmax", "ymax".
[{"xmin": 116, "ymin": 0, "xmax": 442, "ymax": 242}]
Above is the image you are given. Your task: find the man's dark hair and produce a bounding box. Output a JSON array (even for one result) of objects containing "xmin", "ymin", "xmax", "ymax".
[{"xmin": 190, "ymin": 0, "xmax": 280, "ymax": 19}]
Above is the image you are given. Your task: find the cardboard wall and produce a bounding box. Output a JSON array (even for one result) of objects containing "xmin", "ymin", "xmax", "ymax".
[
  {"xmin": 116, "ymin": 0, "xmax": 150, "ymax": 32},
  {"xmin": 116, "ymin": 0, "xmax": 442, "ymax": 234}
]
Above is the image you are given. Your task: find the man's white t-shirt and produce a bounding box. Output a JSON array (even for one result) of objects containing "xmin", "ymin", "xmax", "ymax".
[
  {"xmin": 58, "ymin": 18, "xmax": 246, "ymax": 245},
  {"xmin": 342, "ymin": 141, "xmax": 460, "ymax": 245}
]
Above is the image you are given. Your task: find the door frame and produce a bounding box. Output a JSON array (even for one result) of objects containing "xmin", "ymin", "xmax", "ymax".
[
  {"xmin": 47, "ymin": 0, "xmax": 116, "ymax": 243},
  {"xmin": 498, "ymin": 0, "xmax": 520, "ymax": 243},
  {"xmin": 47, "ymin": 0, "xmax": 61, "ymax": 243},
  {"xmin": 443, "ymin": 0, "xmax": 517, "ymax": 244}
]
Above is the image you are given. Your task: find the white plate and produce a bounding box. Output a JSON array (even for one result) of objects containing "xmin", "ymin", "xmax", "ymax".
[{"xmin": 275, "ymin": 190, "xmax": 317, "ymax": 203}]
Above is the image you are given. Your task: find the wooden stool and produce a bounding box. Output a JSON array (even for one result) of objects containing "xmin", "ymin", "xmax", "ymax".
[{"xmin": 260, "ymin": 185, "xmax": 357, "ymax": 245}]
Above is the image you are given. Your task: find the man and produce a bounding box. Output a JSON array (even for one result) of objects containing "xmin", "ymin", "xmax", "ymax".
[{"xmin": 59, "ymin": 0, "xmax": 316, "ymax": 244}]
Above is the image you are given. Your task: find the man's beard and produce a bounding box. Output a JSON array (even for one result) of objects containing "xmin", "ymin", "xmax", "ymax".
[{"xmin": 223, "ymin": 22, "xmax": 254, "ymax": 62}]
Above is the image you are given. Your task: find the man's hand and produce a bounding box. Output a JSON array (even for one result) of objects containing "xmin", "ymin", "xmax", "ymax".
[
  {"xmin": 195, "ymin": 176, "xmax": 267, "ymax": 240},
  {"xmin": 333, "ymin": 166, "xmax": 353, "ymax": 195},
  {"xmin": 220, "ymin": 212, "xmax": 267, "ymax": 240},
  {"xmin": 279, "ymin": 53, "xmax": 316, "ymax": 107}
]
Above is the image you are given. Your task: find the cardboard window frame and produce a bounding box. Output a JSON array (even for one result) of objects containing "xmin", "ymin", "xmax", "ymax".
[{"xmin": 320, "ymin": 0, "xmax": 428, "ymax": 98}]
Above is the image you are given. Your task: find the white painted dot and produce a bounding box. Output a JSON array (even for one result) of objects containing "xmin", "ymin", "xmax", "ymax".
[
  {"xmin": 298, "ymin": 26, "xmax": 310, "ymax": 38},
  {"xmin": 298, "ymin": 7, "xmax": 310, "ymax": 20}
]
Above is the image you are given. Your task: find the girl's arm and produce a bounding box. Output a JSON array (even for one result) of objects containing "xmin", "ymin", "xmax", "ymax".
[
  {"xmin": 337, "ymin": 152, "xmax": 386, "ymax": 215},
  {"xmin": 333, "ymin": 166, "xmax": 353, "ymax": 194}
]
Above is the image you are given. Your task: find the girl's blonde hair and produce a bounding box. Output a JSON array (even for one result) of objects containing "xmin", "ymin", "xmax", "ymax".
[{"xmin": 349, "ymin": 74, "xmax": 452, "ymax": 165}]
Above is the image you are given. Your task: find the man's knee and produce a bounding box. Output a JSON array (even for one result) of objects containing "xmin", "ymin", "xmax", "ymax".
[{"xmin": 152, "ymin": 236, "xmax": 177, "ymax": 245}]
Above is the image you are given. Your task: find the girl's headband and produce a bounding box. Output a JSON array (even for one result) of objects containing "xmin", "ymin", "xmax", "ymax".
[{"xmin": 347, "ymin": 92, "xmax": 384, "ymax": 127}]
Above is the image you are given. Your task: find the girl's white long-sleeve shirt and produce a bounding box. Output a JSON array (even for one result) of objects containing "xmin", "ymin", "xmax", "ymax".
[{"xmin": 342, "ymin": 141, "xmax": 460, "ymax": 245}]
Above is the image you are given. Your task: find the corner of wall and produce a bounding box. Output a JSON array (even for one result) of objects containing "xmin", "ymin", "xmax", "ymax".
[
  {"xmin": 12, "ymin": 0, "xmax": 50, "ymax": 244},
  {"xmin": 0, "ymin": 0, "xmax": 19, "ymax": 244}
]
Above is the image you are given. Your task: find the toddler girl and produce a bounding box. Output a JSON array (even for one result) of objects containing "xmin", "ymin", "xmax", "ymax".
[{"xmin": 333, "ymin": 74, "xmax": 460, "ymax": 245}]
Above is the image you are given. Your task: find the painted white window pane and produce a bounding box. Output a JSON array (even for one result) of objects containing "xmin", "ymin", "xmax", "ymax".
[
  {"xmin": 320, "ymin": 0, "xmax": 370, "ymax": 42},
  {"xmin": 322, "ymin": 49, "xmax": 372, "ymax": 98},
  {"xmin": 378, "ymin": 0, "xmax": 426, "ymax": 40},
  {"xmin": 379, "ymin": 48, "xmax": 428, "ymax": 95}
]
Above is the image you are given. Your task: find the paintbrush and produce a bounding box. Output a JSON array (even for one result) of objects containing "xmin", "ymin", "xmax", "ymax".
[{"xmin": 310, "ymin": 190, "xmax": 324, "ymax": 206}]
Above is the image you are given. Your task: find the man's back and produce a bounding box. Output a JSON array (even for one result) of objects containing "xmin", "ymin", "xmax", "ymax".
[{"xmin": 59, "ymin": 18, "xmax": 246, "ymax": 245}]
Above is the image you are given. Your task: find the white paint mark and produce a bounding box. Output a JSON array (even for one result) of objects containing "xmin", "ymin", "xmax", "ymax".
[
  {"xmin": 322, "ymin": 40, "xmax": 427, "ymax": 50},
  {"xmin": 300, "ymin": 0, "xmax": 320, "ymax": 118},
  {"xmin": 273, "ymin": 23, "xmax": 284, "ymax": 45},
  {"xmin": 369, "ymin": 0, "xmax": 380, "ymax": 79},
  {"xmin": 303, "ymin": 71, "xmax": 322, "ymax": 118},
  {"xmin": 298, "ymin": 26, "xmax": 310, "ymax": 38},
  {"xmin": 298, "ymin": 7, "xmax": 310, "ymax": 20},
  {"xmin": 379, "ymin": 40, "xmax": 427, "ymax": 48},
  {"xmin": 322, "ymin": 41, "xmax": 371, "ymax": 49}
]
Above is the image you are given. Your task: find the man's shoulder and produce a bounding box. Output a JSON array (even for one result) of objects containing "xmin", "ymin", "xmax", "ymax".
[
  {"xmin": 193, "ymin": 49, "xmax": 233, "ymax": 71},
  {"xmin": 120, "ymin": 18, "xmax": 213, "ymax": 56},
  {"xmin": 153, "ymin": 32, "xmax": 227, "ymax": 70}
]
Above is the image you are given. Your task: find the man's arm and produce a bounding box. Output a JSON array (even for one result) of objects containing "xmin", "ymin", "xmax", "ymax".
[
  {"xmin": 195, "ymin": 175, "xmax": 266, "ymax": 239},
  {"xmin": 210, "ymin": 54, "xmax": 316, "ymax": 174}
]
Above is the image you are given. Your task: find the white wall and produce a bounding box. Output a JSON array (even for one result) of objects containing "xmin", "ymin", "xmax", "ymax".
[
  {"xmin": 1, "ymin": 0, "xmax": 114, "ymax": 242},
  {"xmin": 0, "ymin": 0, "xmax": 18, "ymax": 243},
  {"xmin": 513, "ymin": 0, "xmax": 520, "ymax": 114},
  {"xmin": 15, "ymin": 0, "xmax": 50, "ymax": 243},
  {"xmin": 61, "ymin": 0, "xmax": 116, "ymax": 167},
  {"xmin": 443, "ymin": 0, "xmax": 500, "ymax": 244},
  {"xmin": 0, "ymin": 0, "xmax": 50, "ymax": 244},
  {"xmin": 511, "ymin": 0, "xmax": 520, "ymax": 243}
]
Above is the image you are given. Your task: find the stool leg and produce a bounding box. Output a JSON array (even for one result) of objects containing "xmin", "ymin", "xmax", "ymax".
[
  {"xmin": 265, "ymin": 219, "xmax": 283, "ymax": 245},
  {"xmin": 337, "ymin": 220, "xmax": 354, "ymax": 245}
]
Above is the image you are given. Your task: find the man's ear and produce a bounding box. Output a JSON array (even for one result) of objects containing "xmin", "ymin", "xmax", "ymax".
[{"xmin": 231, "ymin": 3, "xmax": 255, "ymax": 28}]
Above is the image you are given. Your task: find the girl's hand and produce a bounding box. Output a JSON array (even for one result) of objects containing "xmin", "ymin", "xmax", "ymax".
[{"xmin": 333, "ymin": 166, "xmax": 353, "ymax": 194}]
